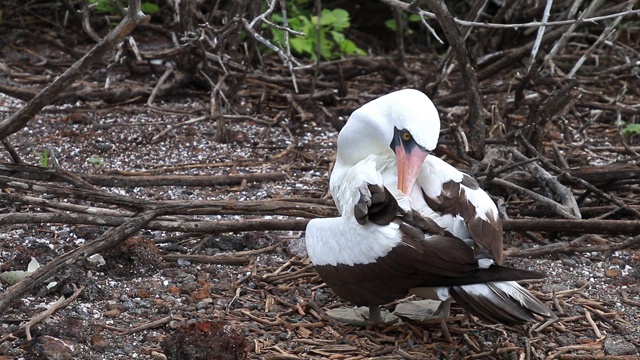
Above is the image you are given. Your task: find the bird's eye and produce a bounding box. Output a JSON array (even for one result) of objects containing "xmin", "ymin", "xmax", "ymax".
[{"xmin": 401, "ymin": 131, "xmax": 411, "ymax": 141}]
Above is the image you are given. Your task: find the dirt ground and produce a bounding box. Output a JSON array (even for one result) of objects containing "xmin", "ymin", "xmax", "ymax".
[{"xmin": 1, "ymin": 3, "xmax": 640, "ymax": 359}]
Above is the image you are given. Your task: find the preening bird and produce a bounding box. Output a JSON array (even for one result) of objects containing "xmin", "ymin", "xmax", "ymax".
[{"xmin": 305, "ymin": 89, "xmax": 554, "ymax": 324}]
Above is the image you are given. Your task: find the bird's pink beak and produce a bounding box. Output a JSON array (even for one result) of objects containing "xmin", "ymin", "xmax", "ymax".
[{"xmin": 395, "ymin": 144, "xmax": 428, "ymax": 195}]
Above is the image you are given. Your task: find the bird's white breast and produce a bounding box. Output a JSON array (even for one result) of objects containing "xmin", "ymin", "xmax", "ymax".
[{"xmin": 305, "ymin": 217, "xmax": 402, "ymax": 266}]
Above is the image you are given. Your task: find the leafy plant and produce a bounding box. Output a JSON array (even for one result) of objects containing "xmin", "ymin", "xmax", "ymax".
[
  {"xmin": 87, "ymin": 155, "xmax": 106, "ymax": 166},
  {"xmin": 622, "ymin": 123, "xmax": 640, "ymax": 137},
  {"xmin": 33, "ymin": 149, "xmax": 50, "ymax": 168},
  {"xmin": 269, "ymin": 7, "xmax": 365, "ymax": 60}
]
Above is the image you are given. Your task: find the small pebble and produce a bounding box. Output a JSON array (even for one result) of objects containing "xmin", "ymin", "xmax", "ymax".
[
  {"xmin": 605, "ymin": 268, "xmax": 622, "ymax": 278},
  {"xmin": 604, "ymin": 336, "xmax": 637, "ymax": 356}
]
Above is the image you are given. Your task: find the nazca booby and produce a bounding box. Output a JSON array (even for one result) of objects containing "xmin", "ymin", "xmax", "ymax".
[{"xmin": 305, "ymin": 89, "xmax": 553, "ymax": 324}]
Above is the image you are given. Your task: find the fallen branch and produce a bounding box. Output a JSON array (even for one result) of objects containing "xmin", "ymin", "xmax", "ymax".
[
  {"xmin": 0, "ymin": 211, "xmax": 309, "ymax": 233},
  {"xmin": 0, "ymin": 192, "xmax": 336, "ymax": 218},
  {"xmin": 119, "ymin": 315, "xmax": 174, "ymax": 335},
  {"xmin": 24, "ymin": 296, "xmax": 65, "ymax": 341},
  {"xmin": 0, "ymin": 163, "xmax": 287, "ymax": 187},
  {"xmin": 506, "ymin": 234, "xmax": 640, "ymax": 258},
  {"xmin": 502, "ymin": 218, "xmax": 640, "ymax": 235}
]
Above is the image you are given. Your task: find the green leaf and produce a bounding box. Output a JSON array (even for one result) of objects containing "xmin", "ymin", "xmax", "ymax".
[
  {"xmin": 330, "ymin": 8, "xmax": 350, "ymax": 31},
  {"xmin": 289, "ymin": 16, "xmax": 304, "ymax": 29},
  {"xmin": 271, "ymin": 13, "xmax": 283, "ymax": 23},
  {"xmin": 88, "ymin": 155, "xmax": 106, "ymax": 165},
  {"xmin": 316, "ymin": 9, "xmax": 333, "ymax": 27},
  {"xmin": 385, "ymin": 19, "xmax": 397, "ymax": 31},
  {"xmin": 330, "ymin": 30, "xmax": 345, "ymax": 44},
  {"xmin": 89, "ymin": 0, "xmax": 119, "ymax": 14},
  {"xmin": 623, "ymin": 123, "xmax": 640, "ymax": 136},
  {"xmin": 408, "ymin": 14, "xmax": 422, "ymax": 22},
  {"xmin": 290, "ymin": 37, "xmax": 313, "ymax": 55},
  {"xmin": 141, "ymin": 2, "xmax": 159, "ymax": 14},
  {"xmin": 297, "ymin": 14, "xmax": 312, "ymax": 31},
  {"xmin": 340, "ymin": 39, "xmax": 366, "ymax": 56}
]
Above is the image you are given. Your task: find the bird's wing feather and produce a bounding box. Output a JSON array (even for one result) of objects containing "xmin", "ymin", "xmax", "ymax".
[{"xmin": 418, "ymin": 156, "xmax": 504, "ymax": 264}]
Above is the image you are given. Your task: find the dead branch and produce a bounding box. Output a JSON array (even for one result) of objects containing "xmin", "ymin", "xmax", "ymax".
[
  {"xmin": 24, "ymin": 296, "xmax": 66, "ymax": 341},
  {"xmin": 523, "ymin": 0, "xmax": 553, "ymax": 76},
  {"xmin": 0, "ymin": 0, "xmax": 149, "ymax": 139},
  {"xmin": 0, "ymin": 190, "xmax": 336, "ymax": 218},
  {"xmin": 119, "ymin": 315, "xmax": 174, "ymax": 335},
  {"xmin": 0, "ymin": 163, "xmax": 287, "ymax": 187},
  {"xmin": 502, "ymin": 218, "xmax": 640, "ymax": 235},
  {"xmin": 477, "ymin": 28, "xmax": 566, "ymax": 81},
  {"xmin": 566, "ymin": 165, "xmax": 640, "ymax": 185},
  {"xmin": 506, "ymin": 233, "xmax": 640, "ymax": 258},
  {"xmin": 523, "ymin": 80, "xmax": 577, "ymax": 150},
  {"xmin": 0, "ymin": 212, "xmax": 309, "ymax": 233},
  {"xmin": 566, "ymin": 2, "xmax": 632, "ymax": 79}
]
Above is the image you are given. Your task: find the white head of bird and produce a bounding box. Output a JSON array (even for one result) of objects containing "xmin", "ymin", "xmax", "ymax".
[{"xmin": 334, "ymin": 89, "xmax": 441, "ymax": 194}]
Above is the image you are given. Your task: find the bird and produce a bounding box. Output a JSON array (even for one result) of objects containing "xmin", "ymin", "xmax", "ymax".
[{"xmin": 305, "ymin": 89, "xmax": 554, "ymax": 325}]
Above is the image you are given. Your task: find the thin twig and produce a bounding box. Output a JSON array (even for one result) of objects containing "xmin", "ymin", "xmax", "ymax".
[
  {"xmin": 119, "ymin": 315, "xmax": 174, "ymax": 335},
  {"xmin": 24, "ymin": 296, "xmax": 66, "ymax": 340},
  {"xmin": 24, "ymin": 285, "xmax": 85, "ymax": 340},
  {"xmin": 525, "ymin": 0, "xmax": 553, "ymax": 75}
]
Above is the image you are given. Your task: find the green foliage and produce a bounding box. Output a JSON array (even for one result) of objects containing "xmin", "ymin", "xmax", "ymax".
[
  {"xmin": 622, "ymin": 123, "xmax": 640, "ymax": 137},
  {"xmin": 385, "ymin": 13, "xmax": 422, "ymax": 34},
  {"xmin": 140, "ymin": 2, "xmax": 159, "ymax": 14},
  {"xmin": 269, "ymin": 6, "xmax": 365, "ymax": 60},
  {"xmin": 88, "ymin": 0, "xmax": 158, "ymax": 15},
  {"xmin": 87, "ymin": 155, "xmax": 106, "ymax": 166},
  {"xmin": 33, "ymin": 149, "xmax": 49, "ymax": 168}
]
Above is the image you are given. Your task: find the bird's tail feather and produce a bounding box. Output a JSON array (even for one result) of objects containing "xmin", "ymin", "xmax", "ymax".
[{"xmin": 450, "ymin": 281, "xmax": 554, "ymax": 324}]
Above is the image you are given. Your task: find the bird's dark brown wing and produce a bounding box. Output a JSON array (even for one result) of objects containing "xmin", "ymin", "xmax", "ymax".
[
  {"xmin": 316, "ymin": 186, "xmax": 543, "ymax": 306},
  {"xmin": 423, "ymin": 175, "xmax": 504, "ymax": 264}
]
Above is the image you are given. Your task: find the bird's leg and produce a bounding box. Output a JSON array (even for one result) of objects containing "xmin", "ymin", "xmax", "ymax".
[
  {"xmin": 367, "ymin": 305, "xmax": 383, "ymax": 323},
  {"xmin": 434, "ymin": 298, "xmax": 451, "ymax": 318},
  {"xmin": 435, "ymin": 299, "xmax": 453, "ymax": 342}
]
